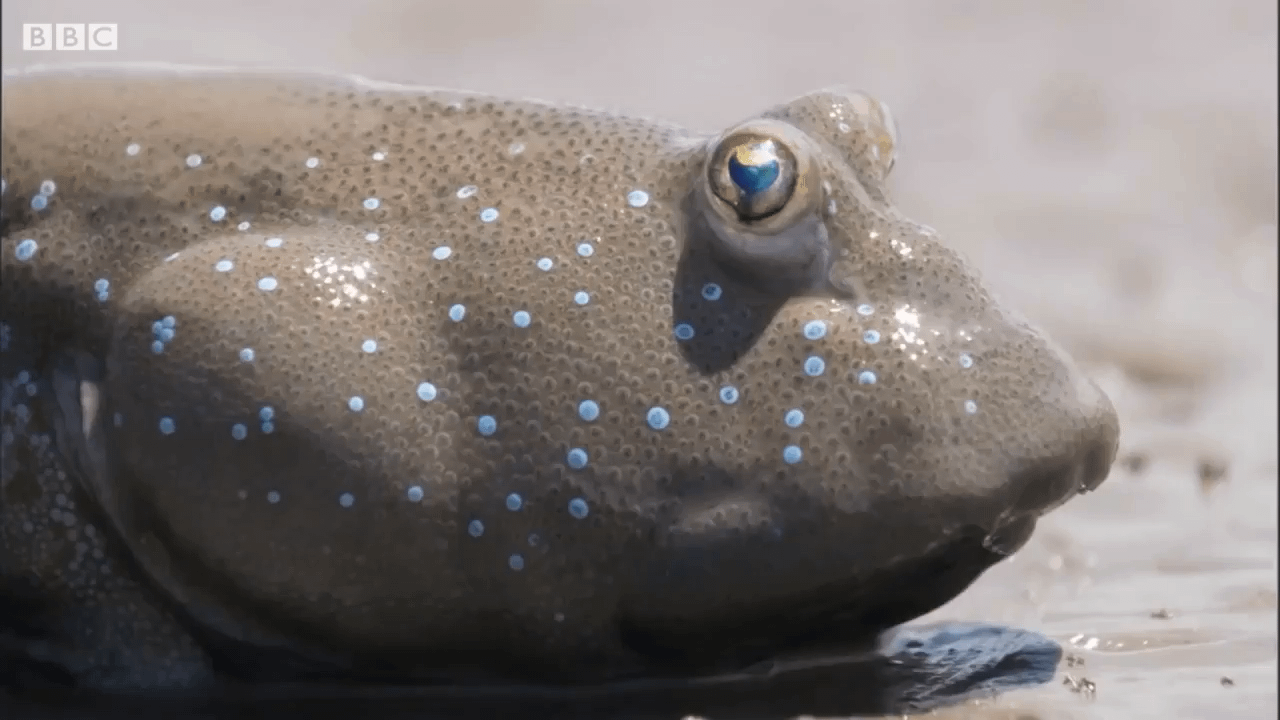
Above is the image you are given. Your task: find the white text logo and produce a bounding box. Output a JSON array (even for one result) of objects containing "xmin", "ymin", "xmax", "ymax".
[{"xmin": 22, "ymin": 24, "xmax": 119, "ymax": 51}]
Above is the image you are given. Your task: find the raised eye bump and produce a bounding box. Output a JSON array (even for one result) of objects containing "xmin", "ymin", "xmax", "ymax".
[
  {"xmin": 874, "ymin": 97, "xmax": 899, "ymax": 175},
  {"xmin": 709, "ymin": 134, "xmax": 798, "ymax": 221},
  {"xmin": 848, "ymin": 92, "xmax": 899, "ymax": 177}
]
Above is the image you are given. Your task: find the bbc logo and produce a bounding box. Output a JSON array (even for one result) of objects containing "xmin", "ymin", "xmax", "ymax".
[{"xmin": 22, "ymin": 24, "xmax": 118, "ymax": 51}]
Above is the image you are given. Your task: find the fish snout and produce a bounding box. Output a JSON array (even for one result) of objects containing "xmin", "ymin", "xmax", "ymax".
[
  {"xmin": 1073, "ymin": 376, "xmax": 1121, "ymax": 494},
  {"xmin": 1005, "ymin": 372, "xmax": 1121, "ymax": 525}
]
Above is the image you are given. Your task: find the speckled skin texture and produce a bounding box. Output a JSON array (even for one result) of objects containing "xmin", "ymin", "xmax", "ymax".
[{"xmin": 1, "ymin": 65, "xmax": 1119, "ymax": 692}]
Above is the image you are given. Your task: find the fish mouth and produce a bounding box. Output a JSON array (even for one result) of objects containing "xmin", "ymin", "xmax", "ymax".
[
  {"xmin": 617, "ymin": 523, "xmax": 1014, "ymax": 678},
  {"xmin": 614, "ymin": 449, "xmax": 1105, "ymax": 679}
]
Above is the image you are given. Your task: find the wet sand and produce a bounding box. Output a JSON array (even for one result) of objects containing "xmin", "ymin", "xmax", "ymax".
[{"xmin": 3, "ymin": 1, "xmax": 1276, "ymax": 718}]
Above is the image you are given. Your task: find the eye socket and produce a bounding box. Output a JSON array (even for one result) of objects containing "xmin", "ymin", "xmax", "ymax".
[
  {"xmin": 708, "ymin": 134, "xmax": 798, "ymax": 222},
  {"xmin": 696, "ymin": 119, "xmax": 826, "ymax": 288}
]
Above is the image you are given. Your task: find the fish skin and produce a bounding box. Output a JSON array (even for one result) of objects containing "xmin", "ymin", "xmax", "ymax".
[{"xmin": 0, "ymin": 64, "xmax": 1119, "ymax": 690}]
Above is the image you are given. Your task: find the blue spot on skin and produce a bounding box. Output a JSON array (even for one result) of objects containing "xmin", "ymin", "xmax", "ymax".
[
  {"xmin": 578, "ymin": 400, "xmax": 600, "ymax": 422},
  {"xmin": 513, "ymin": 311, "xmax": 532, "ymax": 328},
  {"xmin": 362, "ymin": 339, "xmax": 378, "ymax": 353},
  {"xmin": 239, "ymin": 348, "xmax": 255, "ymax": 363},
  {"xmin": 478, "ymin": 415, "xmax": 498, "ymax": 436},
  {"xmin": 574, "ymin": 291, "xmax": 590, "ymax": 306},
  {"xmin": 259, "ymin": 406, "xmax": 275, "ymax": 422},
  {"xmin": 363, "ymin": 197, "xmax": 380, "ymax": 210},
  {"xmin": 701, "ymin": 283, "xmax": 722, "ymax": 301},
  {"xmin": 262, "ymin": 422, "xmax": 275, "ymax": 434},
  {"xmin": 785, "ymin": 409, "xmax": 805, "ymax": 428},
  {"xmin": 505, "ymin": 493, "xmax": 523, "ymax": 511},
  {"xmin": 964, "ymin": 400, "xmax": 978, "ymax": 414},
  {"xmin": 508, "ymin": 554, "xmax": 525, "ymax": 571},
  {"xmin": 627, "ymin": 190, "xmax": 650, "ymax": 207},
  {"xmin": 576, "ymin": 242, "xmax": 594, "ymax": 257},
  {"xmin": 803, "ymin": 320, "xmax": 827, "ymax": 340},
  {"xmin": 40, "ymin": 180, "xmax": 56, "ymax": 195},
  {"xmin": 348, "ymin": 396, "xmax": 365, "ymax": 412},
  {"xmin": 407, "ymin": 485, "xmax": 424, "ymax": 502},
  {"xmin": 339, "ymin": 492, "xmax": 355, "ymax": 508},
  {"xmin": 15, "ymin": 239, "xmax": 38, "ymax": 261},
  {"xmin": 857, "ymin": 304, "xmax": 875, "ymax": 316},
  {"xmin": 267, "ymin": 491, "xmax": 281, "ymax": 504},
  {"xmin": 94, "ymin": 278, "xmax": 110, "ymax": 293},
  {"xmin": 959, "ymin": 353, "xmax": 974, "ymax": 369},
  {"xmin": 719, "ymin": 385, "xmax": 740, "ymax": 404},
  {"xmin": 859, "ymin": 370, "xmax": 877, "ymax": 385},
  {"xmin": 215, "ymin": 259, "xmax": 234, "ymax": 272},
  {"xmin": 433, "ymin": 246, "xmax": 453, "ymax": 260},
  {"xmin": 266, "ymin": 237, "xmax": 284, "ymax": 248},
  {"xmin": 257, "ymin": 276, "xmax": 278, "ymax": 292},
  {"xmin": 568, "ymin": 498, "xmax": 589, "ymax": 519},
  {"xmin": 479, "ymin": 207, "xmax": 499, "ymax": 222},
  {"xmin": 159, "ymin": 417, "xmax": 176, "ymax": 435},
  {"xmin": 209, "ymin": 206, "xmax": 227, "ymax": 222},
  {"xmin": 646, "ymin": 406, "xmax": 671, "ymax": 430},
  {"xmin": 863, "ymin": 329, "xmax": 881, "ymax": 344},
  {"xmin": 151, "ymin": 341, "xmax": 164, "ymax": 354},
  {"xmin": 449, "ymin": 304, "xmax": 466, "ymax": 322},
  {"xmin": 567, "ymin": 448, "xmax": 588, "ymax": 469},
  {"xmin": 537, "ymin": 257, "xmax": 554, "ymax": 271},
  {"xmin": 231, "ymin": 423, "xmax": 247, "ymax": 440},
  {"xmin": 416, "ymin": 382, "xmax": 437, "ymax": 402},
  {"xmin": 674, "ymin": 323, "xmax": 695, "ymax": 341},
  {"xmin": 468, "ymin": 520, "xmax": 485, "ymax": 537},
  {"xmin": 31, "ymin": 194, "xmax": 48, "ymax": 211},
  {"xmin": 804, "ymin": 356, "xmax": 826, "ymax": 376},
  {"xmin": 728, "ymin": 143, "xmax": 781, "ymax": 194},
  {"xmin": 162, "ymin": 316, "xmax": 176, "ymax": 329},
  {"xmin": 783, "ymin": 445, "xmax": 803, "ymax": 464},
  {"xmin": 157, "ymin": 328, "xmax": 175, "ymax": 343}
]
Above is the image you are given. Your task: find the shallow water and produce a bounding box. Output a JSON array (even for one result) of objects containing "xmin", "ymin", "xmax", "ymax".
[{"xmin": 3, "ymin": 0, "xmax": 1276, "ymax": 718}]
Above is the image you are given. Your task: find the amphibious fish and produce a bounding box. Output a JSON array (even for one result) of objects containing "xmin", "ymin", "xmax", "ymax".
[{"xmin": 0, "ymin": 64, "xmax": 1119, "ymax": 704}]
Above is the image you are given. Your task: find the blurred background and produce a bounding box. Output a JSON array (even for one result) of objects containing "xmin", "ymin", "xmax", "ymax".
[{"xmin": 4, "ymin": 1, "xmax": 1276, "ymax": 717}]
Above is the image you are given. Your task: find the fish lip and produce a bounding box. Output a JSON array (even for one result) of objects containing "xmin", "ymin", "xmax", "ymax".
[{"xmin": 1004, "ymin": 436, "xmax": 1120, "ymax": 519}]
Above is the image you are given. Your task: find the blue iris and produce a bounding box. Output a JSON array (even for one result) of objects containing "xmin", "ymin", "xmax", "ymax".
[{"xmin": 728, "ymin": 143, "xmax": 781, "ymax": 195}]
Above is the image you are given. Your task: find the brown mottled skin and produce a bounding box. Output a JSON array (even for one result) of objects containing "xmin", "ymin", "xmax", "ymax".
[{"xmin": 0, "ymin": 64, "xmax": 1119, "ymax": 692}]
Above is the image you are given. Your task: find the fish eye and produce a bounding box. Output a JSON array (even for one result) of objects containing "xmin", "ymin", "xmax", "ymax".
[
  {"xmin": 863, "ymin": 94, "xmax": 899, "ymax": 177},
  {"xmin": 708, "ymin": 133, "xmax": 798, "ymax": 222},
  {"xmin": 876, "ymin": 101, "xmax": 899, "ymax": 176},
  {"xmin": 696, "ymin": 118, "xmax": 827, "ymax": 291}
]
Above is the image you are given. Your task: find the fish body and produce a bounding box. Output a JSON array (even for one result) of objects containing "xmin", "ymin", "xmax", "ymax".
[{"xmin": 0, "ymin": 64, "xmax": 1119, "ymax": 691}]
